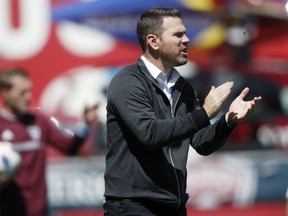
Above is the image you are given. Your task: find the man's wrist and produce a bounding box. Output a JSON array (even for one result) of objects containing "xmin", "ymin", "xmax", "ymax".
[{"xmin": 225, "ymin": 112, "xmax": 237, "ymax": 128}]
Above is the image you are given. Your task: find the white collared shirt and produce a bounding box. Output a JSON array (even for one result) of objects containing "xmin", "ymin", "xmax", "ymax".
[{"xmin": 141, "ymin": 55, "xmax": 180, "ymax": 105}]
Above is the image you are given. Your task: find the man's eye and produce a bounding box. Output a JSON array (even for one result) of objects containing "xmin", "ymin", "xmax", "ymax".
[{"xmin": 176, "ymin": 33, "xmax": 184, "ymax": 38}]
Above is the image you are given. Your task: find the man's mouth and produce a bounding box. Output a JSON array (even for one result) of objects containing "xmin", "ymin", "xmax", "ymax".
[
  {"xmin": 182, "ymin": 47, "xmax": 188, "ymax": 52},
  {"xmin": 181, "ymin": 48, "xmax": 188, "ymax": 55}
]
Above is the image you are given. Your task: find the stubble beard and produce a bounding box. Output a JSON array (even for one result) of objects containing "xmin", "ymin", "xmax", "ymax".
[{"xmin": 162, "ymin": 52, "xmax": 188, "ymax": 68}]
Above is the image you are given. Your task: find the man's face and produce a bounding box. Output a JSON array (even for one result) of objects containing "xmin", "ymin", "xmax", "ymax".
[
  {"xmin": 158, "ymin": 17, "xmax": 190, "ymax": 67},
  {"xmin": 3, "ymin": 76, "xmax": 32, "ymax": 115}
]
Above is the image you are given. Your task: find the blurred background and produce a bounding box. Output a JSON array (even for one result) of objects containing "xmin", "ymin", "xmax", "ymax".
[{"xmin": 1, "ymin": 0, "xmax": 288, "ymax": 215}]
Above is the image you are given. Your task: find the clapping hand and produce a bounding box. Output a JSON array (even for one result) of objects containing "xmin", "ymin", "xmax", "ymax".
[
  {"xmin": 203, "ymin": 81, "xmax": 234, "ymax": 119},
  {"xmin": 225, "ymin": 87, "xmax": 262, "ymax": 126}
]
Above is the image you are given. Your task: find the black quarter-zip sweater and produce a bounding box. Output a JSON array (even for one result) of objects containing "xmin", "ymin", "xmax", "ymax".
[{"xmin": 104, "ymin": 58, "xmax": 234, "ymax": 209}]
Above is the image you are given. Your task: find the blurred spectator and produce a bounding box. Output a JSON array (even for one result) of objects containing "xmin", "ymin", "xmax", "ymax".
[{"xmin": 0, "ymin": 67, "xmax": 98, "ymax": 216}]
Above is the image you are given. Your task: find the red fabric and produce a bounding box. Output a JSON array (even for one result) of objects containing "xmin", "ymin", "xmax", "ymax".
[{"xmin": 0, "ymin": 109, "xmax": 83, "ymax": 216}]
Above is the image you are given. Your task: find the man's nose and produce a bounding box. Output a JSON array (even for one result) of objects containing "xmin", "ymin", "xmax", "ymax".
[{"xmin": 183, "ymin": 34, "xmax": 190, "ymax": 44}]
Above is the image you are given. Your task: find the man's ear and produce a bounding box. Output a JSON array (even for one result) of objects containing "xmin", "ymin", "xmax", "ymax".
[{"xmin": 147, "ymin": 34, "xmax": 159, "ymax": 51}]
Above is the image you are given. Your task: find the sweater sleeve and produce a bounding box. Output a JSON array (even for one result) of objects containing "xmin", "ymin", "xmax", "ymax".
[
  {"xmin": 191, "ymin": 114, "xmax": 235, "ymax": 156},
  {"xmin": 107, "ymin": 71, "xmax": 210, "ymax": 151}
]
